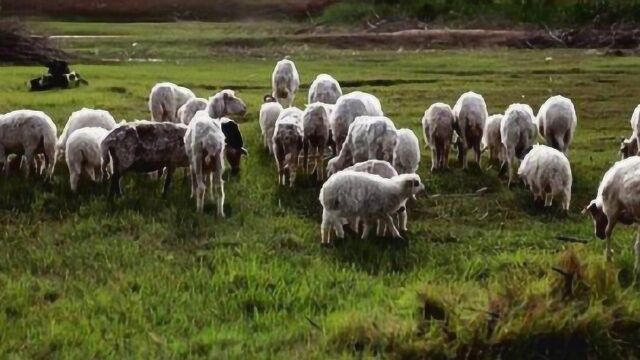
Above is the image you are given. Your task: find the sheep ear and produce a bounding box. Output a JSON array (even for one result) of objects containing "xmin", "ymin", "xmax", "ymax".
[
  {"xmin": 581, "ymin": 201, "xmax": 596, "ymax": 215},
  {"xmin": 241, "ymin": 147, "xmax": 248, "ymax": 156}
]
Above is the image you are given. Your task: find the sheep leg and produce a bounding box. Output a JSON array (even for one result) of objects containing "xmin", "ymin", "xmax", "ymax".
[
  {"xmin": 443, "ymin": 140, "xmax": 451, "ymax": 170},
  {"xmin": 361, "ymin": 221, "xmax": 372, "ymax": 239},
  {"xmin": 302, "ymin": 139, "xmax": 309, "ymax": 174},
  {"xmin": 205, "ymin": 172, "xmax": 213, "ymax": 202},
  {"xmin": 605, "ymin": 221, "xmax": 616, "ymax": 262},
  {"xmin": 398, "ymin": 205, "xmax": 408, "ymax": 232},
  {"xmin": 94, "ymin": 166, "xmax": 103, "ymax": 183},
  {"xmin": 85, "ymin": 165, "xmax": 97, "ymax": 182},
  {"xmin": 215, "ymin": 152, "xmax": 225, "ymax": 218},
  {"xmin": 189, "ymin": 166, "xmax": 197, "ymax": 198},
  {"xmin": 634, "ymin": 230, "xmax": 640, "ymax": 278},
  {"xmin": 0, "ymin": 146, "xmax": 6, "ymax": 177},
  {"xmin": 289, "ymin": 148, "xmax": 299, "ymax": 187},
  {"xmin": 430, "ymin": 148, "xmax": 437, "ymax": 172},
  {"xmin": 473, "ymin": 141, "xmax": 482, "ymax": 170},
  {"xmin": 321, "ymin": 210, "xmax": 331, "ymax": 244},
  {"xmin": 162, "ymin": 167, "xmax": 174, "ymax": 197},
  {"xmin": 23, "ymin": 149, "xmax": 35, "ymax": 179},
  {"xmin": 562, "ymin": 189, "xmax": 571, "ymax": 211},
  {"xmin": 69, "ymin": 171, "xmax": 80, "ymax": 192},
  {"xmin": 109, "ymin": 173, "xmax": 122, "ymax": 197},
  {"xmin": 383, "ymin": 214, "xmax": 402, "ymax": 238},
  {"xmin": 544, "ymin": 193, "xmax": 553, "ymax": 207}
]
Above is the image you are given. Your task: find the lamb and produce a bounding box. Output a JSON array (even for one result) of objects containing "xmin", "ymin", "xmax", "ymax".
[
  {"xmin": 422, "ymin": 103, "xmax": 455, "ymax": 171},
  {"xmin": 501, "ymin": 103, "xmax": 537, "ymax": 187},
  {"xmin": 271, "ymin": 59, "xmax": 300, "ymax": 108},
  {"xmin": 517, "ymin": 144, "xmax": 572, "ymax": 210},
  {"xmin": 330, "ymin": 91, "xmax": 384, "ymax": 153},
  {"xmin": 536, "ymin": 95, "xmax": 577, "ymax": 153},
  {"xmin": 482, "ymin": 114, "xmax": 504, "ymax": 166},
  {"xmin": 65, "ymin": 127, "xmax": 110, "ymax": 191},
  {"xmin": 178, "ymin": 97, "xmax": 208, "ymax": 125},
  {"xmin": 308, "ymin": 74, "xmax": 342, "ymax": 104},
  {"xmin": 453, "ymin": 91, "xmax": 488, "ymax": 169},
  {"xmin": 56, "ymin": 108, "xmax": 117, "ymax": 161},
  {"xmin": 149, "ymin": 82, "xmax": 195, "ymax": 123},
  {"xmin": 101, "ymin": 120, "xmax": 189, "ymax": 197},
  {"xmin": 259, "ymin": 100, "xmax": 284, "ymax": 154},
  {"xmin": 345, "ymin": 159, "xmax": 409, "ymax": 233},
  {"xmin": 319, "ymin": 171, "xmax": 424, "ymax": 243},
  {"xmin": 206, "ymin": 89, "xmax": 247, "ymax": 119},
  {"xmin": 327, "ymin": 116, "xmax": 397, "ymax": 177},
  {"xmin": 583, "ymin": 156, "xmax": 640, "ymax": 273},
  {"xmin": 393, "ymin": 129, "xmax": 420, "ymax": 174},
  {"xmin": 0, "ymin": 109, "xmax": 57, "ymax": 179},
  {"xmin": 272, "ymin": 107, "xmax": 304, "ymax": 186},
  {"xmin": 184, "ymin": 111, "xmax": 226, "ymax": 216},
  {"xmin": 302, "ymin": 103, "xmax": 331, "ymax": 181}
]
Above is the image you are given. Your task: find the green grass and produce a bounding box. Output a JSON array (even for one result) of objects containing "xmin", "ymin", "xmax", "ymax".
[{"xmin": 2, "ymin": 21, "xmax": 640, "ymax": 358}]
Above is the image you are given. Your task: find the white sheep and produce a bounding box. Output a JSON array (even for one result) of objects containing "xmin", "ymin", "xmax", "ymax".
[
  {"xmin": 393, "ymin": 129, "xmax": 420, "ymax": 174},
  {"xmin": 184, "ymin": 111, "xmax": 226, "ymax": 216},
  {"xmin": 422, "ymin": 103, "xmax": 455, "ymax": 171},
  {"xmin": 308, "ymin": 74, "xmax": 342, "ymax": 104},
  {"xmin": 482, "ymin": 114, "xmax": 504, "ymax": 166},
  {"xmin": 0, "ymin": 109, "xmax": 57, "ymax": 179},
  {"xmin": 149, "ymin": 82, "xmax": 195, "ymax": 123},
  {"xmin": 207, "ymin": 89, "xmax": 247, "ymax": 119},
  {"xmin": 501, "ymin": 103, "xmax": 537, "ymax": 187},
  {"xmin": 453, "ymin": 91, "xmax": 488, "ymax": 169},
  {"xmin": 536, "ymin": 95, "xmax": 577, "ymax": 153},
  {"xmin": 272, "ymin": 59, "xmax": 300, "ymax": 108},
  {"xmin": 272, "ymin": 107, "xmax": 304, "ymax": 186},
  {"xmin": 178, "ymin": 97, "xmax": 208, "ymax": 125},
  {"xmin": 583, "ymin": 156, "xmax": 640, "ymax": 272},
  {"xmin": 65, "ymin": 127, "xmax": 110, "ymax": 191},
  {"xmin": 517, "ymin": 144, "xmax": 572, "ymax": 210},
  {"xmin": 620, "ymin": 105, "xmax": 640, "ymax": 159},
  {"xmin": 330, "ymin": 91, "xmax": 383, "ymax": 153},
  {"xmin": 319, "ymin": 171, "xmax": 424, "ymax": 243},
  {"xmin": 259, "ymin": 101, "xmax": 284, "ymax": 154},
  {"xmin": 327, "ymin": 115, "xmax": 397, "ymax": 177},
  {"xmin": 302, "ymin": 103, "xmax": 331, "ymax": 181},
  {"xmin": 56, "ymin": 108, "xmax": 117, "ymax": 161}
]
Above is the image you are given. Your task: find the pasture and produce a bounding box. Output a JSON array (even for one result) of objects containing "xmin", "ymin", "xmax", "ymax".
[{"xmin": 1, "ymin": 21, "xmax": 640, "ymax": 358}]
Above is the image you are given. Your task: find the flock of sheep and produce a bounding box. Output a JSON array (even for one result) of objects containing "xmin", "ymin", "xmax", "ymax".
[{"xmin": 1, "ymin": 58, "xmax": 640, "ymax": 273}]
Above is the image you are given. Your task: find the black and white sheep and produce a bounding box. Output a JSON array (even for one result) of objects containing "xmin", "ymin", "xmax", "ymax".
[
  {"xmin": 101, "ymin": 120, "xmax": 189, "ymax": 197},
  {"xmin": 501, "ymin": 103, "xmax": 537, "ymax": 187},
  {"xmin": 0, "ymin": 109, "xmax": 57, "ymax": 179},
  {"xmin": 66, "ymin": 127, "xmax": 111, "ymax": 191},
  {"xmin": 327, "ymin": 115, "xmax": 397, "ymax": 177},
  {"xmin": 536, "ymin": 95, "xmax": 577, "ymax": 153},
  {"xmin": 517, "ymin": 144, "xmax": 572, "ymax": 210},
  {"xmin": 272, "ymin": 59, "xmax": 300, "ymax": 108},
  {"xmin": 583, "ymin": 156, "xmax": 640, "ymax": 272},
  {"xmin": 185, "ymin": 111, "xmax": 226, "ymax": 215},
  {"xmin": 453, "ymin": 91, "xmax": 488, "ymax": 169},
  {"xmin": 319, "ymin": 171, "xmax": 424, "ymax": 243},
  {"xmin": 330, "ymin": 91, "xmax": 383, "ymax": 153},
  {"xmin": 308, "ymin": 74, "xmax": 342, "ymax": 104},
  {"xmin": 149, "ymin": 82, "xmax": 195, "ymax": 123}
]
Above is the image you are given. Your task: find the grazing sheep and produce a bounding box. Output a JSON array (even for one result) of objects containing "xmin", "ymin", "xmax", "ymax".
[
  {"xmin": 178, "ymin": 97, "xmax": 208, "ymax": 125},
  {"xmin": 272, "ymin": 107, "xmax": 304, "ymax": 186},
  {"xmin": 302, "ymin": 103, "xmax": 331, "ymax": 181},
  {"xmin": 482, "ymin": 114, "xmax": 504, "ymax": 166},
  {"xmin": 422, "ymin": 103, "xmax": 455, "ymax": 171},
  {"xmin": 517, "ymin": 144, "xmax": 572, "ymax": 210},
  {"xmin": 185, "ymin": 111, "xmax": 226, "ymax": 215},
  {"xmin": 0, "ymin": 109, "xmax": 57, "ymax": 179},
  {"xmin": 271, "ymin": 59, "xmax": 300, "ymax": 108},
  {"xmin": 259, "ymin": 101, "xmax": 284, "ymax": 154},
  {"xmin": 65, "ymin": 127, "xmax": 110, "ymax": 191},
  {"xmin": 149, "ymin": 82, "xmax": 195, "ymax": 123},
  {"xmin": 327, "ymin": 116, "xmax": 397, "ymax": 177},
  {"xmin": 583, "ymin": 156, "xmax": 640, "ymax": 272},
  {"xmin": 330, "ymin": 91, "xmax": 384, "ymax": 153},
  {"xmin": 57, "ymin": 108, "xmax": 117, "ymax": 161},
  {"xmin": 453, "ymin": 91, "xmax": 488, "ymax": 169},
  {"xmin": 218, "ymin": 117, "xmax": 248, "ymax": 174},
  {"xmin": 319, "ymin": 171, "xmax": 424, "ymax": 243},
  {"xmin": 536, "ymin": 95, "xmax": 577, "ymax": 153},
  {"xmin": 207, "ymin": 89, "xmax": 247, "ymax": 119},
  {"xmin": 101, "ymin": 120, "xmax": 189, "ymax": 197},
  {"xmin": 501, "ymin": 103, "xmax": 537, "ymax": 187},
  {"xmin": 345, "ymin": 159, "xmax": 409, "ymax": 233},
  {"xmin": 393, "ymin": 129, "xmax": 420, "ymax": 174},
  {"xmin": 308, "ymin": 74, "xmax": 342, "ymax": 104}
]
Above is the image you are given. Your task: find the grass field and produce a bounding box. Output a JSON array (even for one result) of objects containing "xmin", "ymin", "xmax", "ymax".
[{"xmin": 2, "ymin": 21, "xmax": 640, "ymax": 358}]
